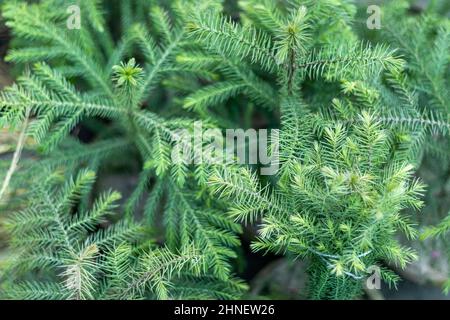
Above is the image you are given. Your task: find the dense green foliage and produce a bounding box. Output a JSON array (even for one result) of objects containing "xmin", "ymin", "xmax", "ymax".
[
  {"xmin": 0, "ymin": 0, "xmax": 449, "ymax": 300},
  {"xmin": 2, "ymin": 169, "xmax": 245, "ymax": 299}
]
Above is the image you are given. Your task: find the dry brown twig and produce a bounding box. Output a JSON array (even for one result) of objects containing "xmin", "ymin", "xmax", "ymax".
[{"xmin": 0, "ymin": 110, "xmax": 30, "ymax": 202}]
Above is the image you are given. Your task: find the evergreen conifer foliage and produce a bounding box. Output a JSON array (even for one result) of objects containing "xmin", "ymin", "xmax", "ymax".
[
  {"xmin": 366, "ymin": 0, "xmax": 450, "ymax": 165},
  {"xmin": 0, "ymin": 0, "xmax": 449, "ymax": 300},
  {"xmin": 0, "ymin": 0, "xmax": 246, "ymax": 300},
  {"xmin": 365, "ymin": 0, "xmax": 450, "ymax": 293},
  {"xmin": 209, "ymin": 99, "xmax": 425, "ymax": 299}
]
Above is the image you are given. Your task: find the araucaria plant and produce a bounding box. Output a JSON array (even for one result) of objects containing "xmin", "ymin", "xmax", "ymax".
[
  {"xmin": 0, "ymin": 0, "xmax": 449, "ymax": 300},
  {"xmin": 210, "ymin": 105, "xmax": 425, "ymax": 299}
]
